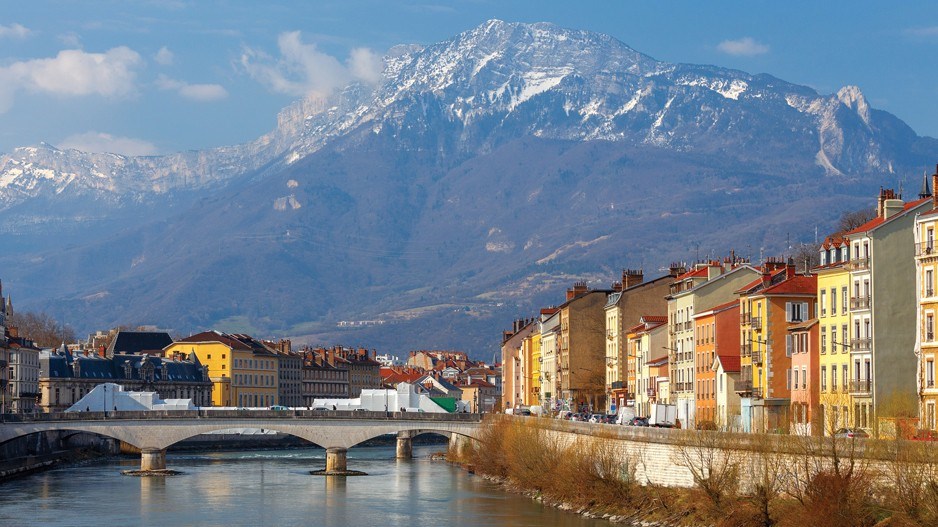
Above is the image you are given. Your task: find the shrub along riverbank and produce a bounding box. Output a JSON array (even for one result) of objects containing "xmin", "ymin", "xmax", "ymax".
[{"xmin": 447, "ymin": 417, "xmax": 938, "ymax": 527}]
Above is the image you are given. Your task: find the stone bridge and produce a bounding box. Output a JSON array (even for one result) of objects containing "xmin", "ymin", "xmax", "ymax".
[{"xmin": 0, "ymin": 410, "xmax": 482, "ymax": 474}]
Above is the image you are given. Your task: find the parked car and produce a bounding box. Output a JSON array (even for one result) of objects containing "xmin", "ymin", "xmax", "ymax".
[
  {"xmin": 556, "ymin": 411, "xmax": 573, "ymax": 420},
  {"xmin": 834, "ymin": 427, "xmax": 869, "ymax": 439},
  {"xmin": 627, "ymin": 417, "xmax": 649, "ymax": 427},
  {"xmin": 588, "ymin": 414, "xmax": 607, "ymax": 423},
  {"xmin": 516, "ymin": 408, "xmax": 533, "ymax": 416}
]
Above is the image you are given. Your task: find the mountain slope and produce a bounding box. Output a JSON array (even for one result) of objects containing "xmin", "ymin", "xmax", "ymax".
[{"xmin": 2, "ymin": 20, "xmax": 936, "ymax": 357}]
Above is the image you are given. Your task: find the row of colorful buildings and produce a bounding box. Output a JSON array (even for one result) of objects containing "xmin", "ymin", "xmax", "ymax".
[{"xmin": 503, "ymin": 169, "xmax": 938, "ymax": 437}]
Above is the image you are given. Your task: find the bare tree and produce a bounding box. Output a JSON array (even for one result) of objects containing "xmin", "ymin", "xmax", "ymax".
[
  {"xmin": 837, "ymin": 207, "xmax": 876, "ymax": 233},
  {"xmin": 8, "ymin": 310, "xmax": 76, "ymax": 347}
]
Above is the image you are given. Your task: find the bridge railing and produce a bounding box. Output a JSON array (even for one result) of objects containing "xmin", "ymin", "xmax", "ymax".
[{"xmin": 0, "ymin": 409, "xmax": 482, "ymax": 423}]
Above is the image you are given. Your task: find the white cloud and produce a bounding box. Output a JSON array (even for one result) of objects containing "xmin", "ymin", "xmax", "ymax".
[
  {"xmin": 59, "ymin": 131, "xmax": 159, "ymax": 156},
  {"xmin": 348, "ymin": 47, "xmax": 383, "ymax": 85},
  {"xmin": 241, "ymin": 31, "xmax": 383, "ymax": 97},
  {"xmin": 58, "ymin": 31, "xmax": 82, "ymax": 47},
  {"xmin": 0, "ymin": 23, "xmax": 30, "ymax": 39},
  {"xmin": 154, "ymin": 46, "xmax": 174, "ymax": 66},
  {"xmin": 156, "ymin": 74, "xmax": 228, "ymax": 101},
  {"xmin": 0, "ymin": 46, "xmax": 142, "ymax": 113},
  {"xmin": 717, "ymin": 37, "xmax": 769, "ymax": 57}
]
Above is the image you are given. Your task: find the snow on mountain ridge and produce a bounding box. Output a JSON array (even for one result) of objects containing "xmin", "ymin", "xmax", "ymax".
[{"xmin": 0, "ymin": 20, "xmax": 917, "ymax": 210}]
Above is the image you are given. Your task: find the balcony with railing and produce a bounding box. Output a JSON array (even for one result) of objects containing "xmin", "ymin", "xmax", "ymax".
[
  {"xmin": 683, "ymin": 321, "xmax": 693, "ymax": 331},
  {"xmin": 740, "ymin": 312, "xmax": 751, "ymax": 325},
  {"xmin": 846, "ymin": 257, "xmax": 870, "ymax": 271},
  {"xmin": 850, "ymin": 379, "xmax": 872, "ymax": 394},
  {"xmin": 850, "ymin": 296, "xmax": 871, "ymax": 310},
  {"xmin": 735, "ymin": 380, "xmax": 753, "ymax": 396},
  {"xmin": 741, "ymin": 343, "xmax": 752, "ymax": 358},
  {"xmin": 915, "ymin": 241, "xmax": 937, "ymax": 258},
  {"xmin": 752, "ymin": 352, "xmax": 763, "ymax": 365},
  {"xmin": 850, "ymin": 338, "xmax": 871, "ymax": 351},
  {"xmin": 647, "ymin": 387, "xmax": 657, "ymax": 398},
  {"xmin": 750, "ymin": 316, "xmax": 762, "ymax": 330},
  {"xmin": 752, "ymin": 386, "xmax": 763, "ymax": 399}
]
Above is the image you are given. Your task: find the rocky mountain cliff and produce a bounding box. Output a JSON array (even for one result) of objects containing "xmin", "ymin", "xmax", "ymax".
[{"xmin": 1, "ymin": 20, "xmax": 935, "ymax": 357}]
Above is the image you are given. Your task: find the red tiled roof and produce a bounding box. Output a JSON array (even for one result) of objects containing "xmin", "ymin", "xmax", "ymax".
[
  {"xmin": 675, "ymin": 266, "xmax": 711, "ymax": 281},
  {"xmin": 761, "ymin": 274, "xmax": 817, "ymax": 295},
  {"xmin": 844, "ymin": 198, "xmax": 931, "ymax": 235},
  {"xmin": 718, "ymin": 354, "xmax": 741, "ymax": 373},
  {"xmin": 626, "ymin": 322, "xmax": 646, "ymax": 334},
  {"xmin": 177, "ymin": 331, "xmax": 252, "ymax": 351},
  {"xmin": 735, "ymin": 268, "xmax": 786, "ymax": 294},
  {"xmin": 642, "ymin": 315, "xmax": 667, "ymax": 323}
]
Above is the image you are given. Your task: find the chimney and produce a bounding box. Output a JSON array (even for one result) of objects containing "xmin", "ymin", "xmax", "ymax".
[
  {"xmin": 877, "ymin": 188, "xmax": 898, "ymax": 218},
  {"xmin": 668, "ymin": 262, "xmax": 687, "ymax": 277},
  {"xmin": 566, "ymin": 281, "xmax": 588, "ymax": 301},
  {"xmin": 786, "ymin": 257, "xmax": 796, "ymax": 279},
  {"xmin": 622, "ymin": 268, "xmax": 644, "ymax": 289},
  {"xmin": 883, "ymin": 198, "xmax": 904, "ymax": 219},
  {"xmin": 611, "ymin": 281, "xmax": 623, "ymax": 292},
  {"xmin": 707, "ymin": 263, "xmax": 722, "ymax": 280}
]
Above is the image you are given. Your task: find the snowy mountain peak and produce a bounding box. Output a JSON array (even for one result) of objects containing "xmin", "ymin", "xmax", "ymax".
[{"xmin": 836, "ymin": 85, "xmax": 872, "ymax": 126}]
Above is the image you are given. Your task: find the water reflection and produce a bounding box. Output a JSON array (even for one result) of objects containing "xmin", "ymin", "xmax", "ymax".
[{"xmin": 0, "ymin": 446, "xmax": 609, "ymax": 527}]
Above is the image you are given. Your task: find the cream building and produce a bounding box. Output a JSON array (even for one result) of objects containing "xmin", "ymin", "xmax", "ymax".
[
  {"xmin": 667, "ymin": 261, "xmax": 760, "ymax": 429},
  {"xmin": 844, "ymin": 189, "xmax": 930, "ymax": 435}
]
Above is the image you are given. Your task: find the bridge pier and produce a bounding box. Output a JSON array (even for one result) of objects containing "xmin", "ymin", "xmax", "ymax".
[
  {"xmin": 396, "ymin": 431, "xmax": 413, "ymax": 459},
  {"xmin": 140, "ymin": 448, "xmax": 167, "ymax": 471},
  {"xmin": 325, "ymin": 447, "xmax": 347, "ymax": 473}
]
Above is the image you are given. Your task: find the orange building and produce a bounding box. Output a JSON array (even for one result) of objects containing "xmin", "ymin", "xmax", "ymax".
[
  {"xmin": 694, "ymin": 300, "xmax": 739, "ymax": 426},
  {"xmin": 790, "ymin": 318, "xmax": 821, "ymax": 435},
  {"xmin": 737, "ymin": 260, "xmax": 817, "ymax": 433}
]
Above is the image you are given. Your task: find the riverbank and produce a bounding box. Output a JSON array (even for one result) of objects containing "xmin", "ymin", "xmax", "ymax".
[
  {"xmin": 449, "ymin": 417, "xmax": 937, "ymax": 527},
  {"xmin": 0, "ymin": 448, "xmax": 110, "ymax": 483}
]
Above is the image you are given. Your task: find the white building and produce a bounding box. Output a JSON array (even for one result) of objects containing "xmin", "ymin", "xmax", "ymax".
[
  {"xmin": 9, "ymin": 345, "xmax": 41, "ymax": 413},
  {"xmin": 312, "ymin": 382, "xmax": 461, "ymax": 413},
  {"xmin": 66, "ymin": 383, "xmax": 196, "ymax": 412}
]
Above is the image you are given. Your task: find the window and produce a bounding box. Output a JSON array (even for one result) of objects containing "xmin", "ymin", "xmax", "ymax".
[
  {"xmin": 821, "ymin": 291, "xmax": 827, "ymax": 316},
  {"xmin": 794, "ymin": 369, "xmax": 800, "ymax": 390},
  {"xmin": 207, "ymin": 354, "xmax": 212, "ymax": 360},
  {"xmin": 786, "ymin": 302, "xmax": 809, "ymax": 322},
  {"xmin": 842, "ymin": 325, "xmax": 848, "ymax": 352},
  {"xmin": 928, "ymin": 270, "xmax": 935, "ymax": 297},
  {"xmin": 821, "ymin": 333, "xmax": 827, "ymax": 354},
  {"xmin": 842, "ymin": 286, "xmax": 848, "ymax": 312},
  {"xmin": 786, "ymin": 334, "xmax": 793, "ymax": 357},
  {"xmin": 830, "ymin": 326, "xmax": 837, "ymax": 351},
  {"xmin": 831, "ymin": 367, "xmax": 837, "ymax": 391},
  {"xmin": 928, "ymin": 360, "xmax": 935, "ymax": 388},
  {"xmin": 842, "ymin": 364, "xmax": 848, "ymax": 391},
  {"xmin": 787, "ymin": 368, "xmax": 792, "ymax": 390},
  {"xmin": 831, "ymin": 288, "xmax": 837, "ymax": 315},
  {"xmin": 928, "ymin": 314, "xmax": 935, "ymax": 341}
]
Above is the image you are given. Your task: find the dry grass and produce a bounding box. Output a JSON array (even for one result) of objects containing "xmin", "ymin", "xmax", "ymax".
[{"xmin": 452, "ymin": 417, "xmax": 938, "ymax": 527}]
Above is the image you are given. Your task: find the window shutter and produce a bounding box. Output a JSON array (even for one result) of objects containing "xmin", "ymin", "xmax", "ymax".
[
  {"xmin": 786, "ymin": 334, "xmax": 793, "ymax": 357},
  {"xmin": 785, "ymin": 302, "xmax": 792, "ymax": 322},
  {"xmin": 802, "ymin": 302, "xmax": 809, "ymax": 321}
]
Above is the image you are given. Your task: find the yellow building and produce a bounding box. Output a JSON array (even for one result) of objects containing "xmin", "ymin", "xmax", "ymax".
[
  {"xmin": 916, "ymin": 188, "xmax": 938, "ymax": 431},
  {"xmin": 816, "ymin": 234, "xmax": 853, "ymax": 434},
  {"xmin": 165, "ymin": 330, "xmax": 280, "ymax": 407},
  {"xmin": 528, "ymin": 332, "xmax": 542, "ymax": 406}
]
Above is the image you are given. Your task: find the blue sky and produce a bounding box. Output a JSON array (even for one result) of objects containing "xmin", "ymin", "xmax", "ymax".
[{"xmin": 2, "ymin": 1, "xmax": 937, "ymax": 156}]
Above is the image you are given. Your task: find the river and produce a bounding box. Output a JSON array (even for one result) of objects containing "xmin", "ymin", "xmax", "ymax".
[{"xmin": 0, "ymin": 445, "xmax": 608, "ymax": 526}]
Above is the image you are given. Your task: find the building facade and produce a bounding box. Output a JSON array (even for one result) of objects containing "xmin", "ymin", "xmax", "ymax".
[
  {"xmin": 846, "ymin": 190, "xmax": 930, "ymax": 435},
  {"xmin": 165, "ymin": 331, "xmax": 280, "ymax": 407}
]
